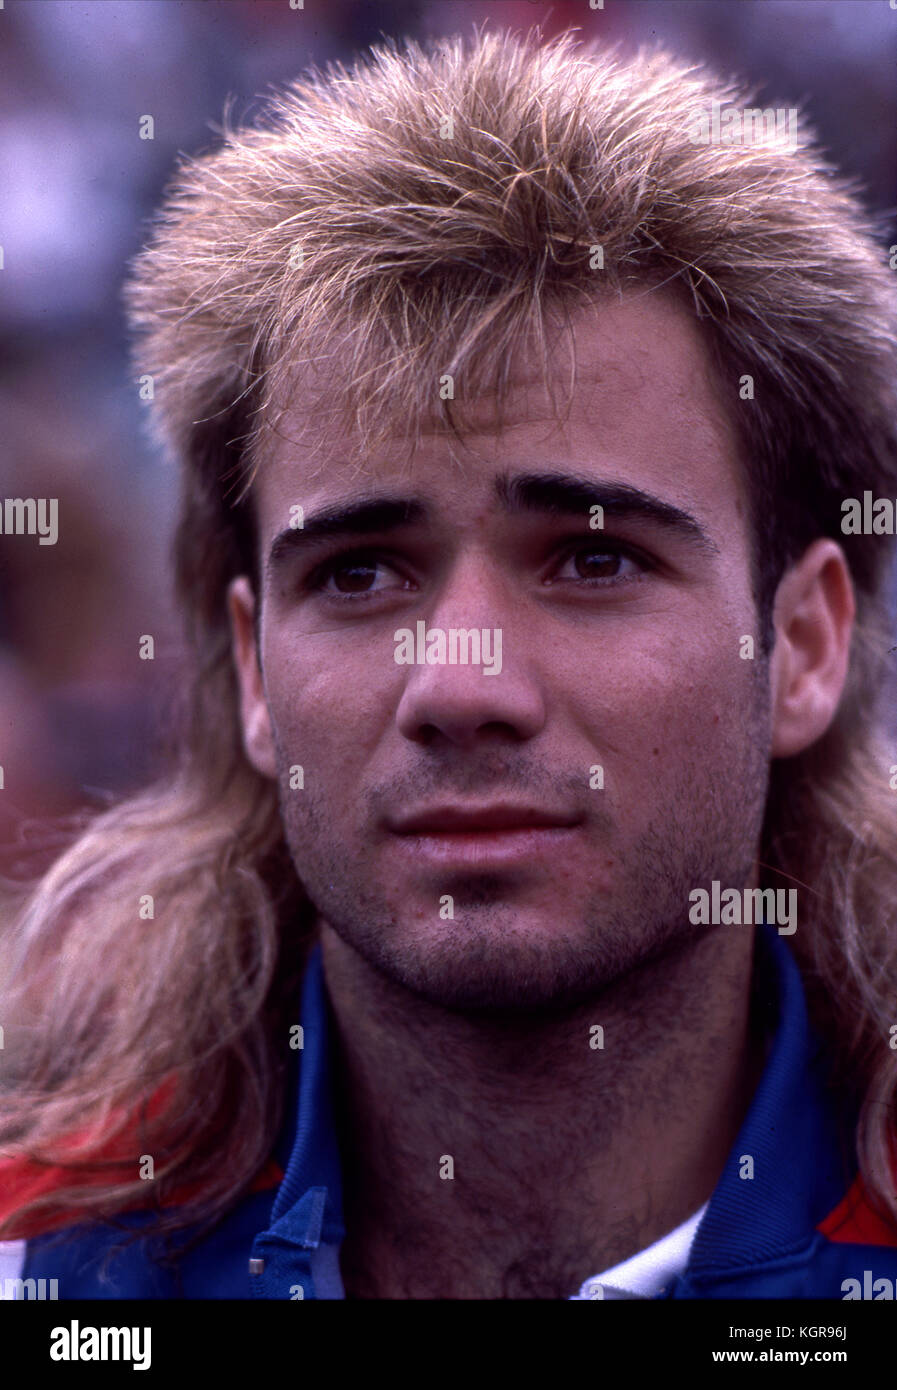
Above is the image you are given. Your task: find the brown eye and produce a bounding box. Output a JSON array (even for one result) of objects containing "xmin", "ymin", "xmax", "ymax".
[
  {"xmin": 553, "ymin": 544, "xmax": 644, "ymax": 584},
  {"xmin": 330, "ymin": 561, "xmax": 379, "ymax": 593},
  {"xmin": 573, "ymin": 549, "xmax": 623, "ymax": 579},
  {"xmin": 309, "ymin": 550, "xmax": 412, "ymax": 599}
]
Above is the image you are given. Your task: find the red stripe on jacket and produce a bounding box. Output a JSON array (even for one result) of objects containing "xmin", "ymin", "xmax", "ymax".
[
  {"xmin": 0, "ymin": 1082, "xmax": 284, "ymax": 1240},
  {"xmin": 818, "ymin": 1172, "xmax": 897, "ymax": 1248}
]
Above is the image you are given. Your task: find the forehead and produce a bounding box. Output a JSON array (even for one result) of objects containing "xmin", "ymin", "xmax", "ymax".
[{"xmin": 251, "ymin": 287, "xmax": 748, "ymax": 533}]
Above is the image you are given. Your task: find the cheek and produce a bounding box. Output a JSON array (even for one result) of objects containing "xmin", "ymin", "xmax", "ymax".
[
  {"xmin": 570, "ymin": 632, "xmax": 759, "ymax": 777},
  {"xmin": 262, "ymin": 635, "xmax": 398, "ymax": 762}
]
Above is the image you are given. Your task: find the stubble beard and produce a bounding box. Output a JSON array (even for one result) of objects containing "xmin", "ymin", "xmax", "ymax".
[{"xmin": 274, "ymin": 670, "xmax": 772, "ymax": 1016}]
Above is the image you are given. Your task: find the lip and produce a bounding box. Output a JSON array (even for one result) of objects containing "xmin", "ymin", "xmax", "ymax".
[
  {"xmin": 389, "ymin": 803, "xmax": 581, "ymax": 834},
  {"xmin": 386, "ymin": 803, "xmax": 583, "ymax": 869}
]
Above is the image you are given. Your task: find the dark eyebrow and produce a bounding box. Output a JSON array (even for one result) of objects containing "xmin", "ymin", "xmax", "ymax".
[
  {"xmin": 266, "ymin": 470, "xmax": 718, "ymax": 580},
  {"xmin": 267, "ymin": 496, "xmax": 428, "ymax": 577},
  {"xmin": 494, "ymin": 471, "xmax": 719, "ymax": 554}
]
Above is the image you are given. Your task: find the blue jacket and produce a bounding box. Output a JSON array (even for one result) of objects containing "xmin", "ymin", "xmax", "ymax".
[{"xmin": 12, "ymin": 922, "xmax": 897, "ymax": 1297}]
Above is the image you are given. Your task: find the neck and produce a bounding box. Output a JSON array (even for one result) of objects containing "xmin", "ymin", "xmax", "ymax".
[{"xmin": 320, "ymin": 923, "xmax": 767, "ymax": 1299}]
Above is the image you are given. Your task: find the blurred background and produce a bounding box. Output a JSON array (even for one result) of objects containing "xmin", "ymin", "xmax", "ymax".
[{"xmin": 0, "ymin": 0, "xmax": 894, "ymax": 872}]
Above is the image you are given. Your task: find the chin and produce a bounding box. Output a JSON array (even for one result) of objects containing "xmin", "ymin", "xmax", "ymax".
[{"xmin": 370, "ymin": 924, "xmax": 622, "ymax": 1016}]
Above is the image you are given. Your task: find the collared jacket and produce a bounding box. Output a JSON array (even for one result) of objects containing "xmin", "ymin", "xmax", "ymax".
[{"xmin": 3, "ymin": 923, "xmax": 897, "ymax": 1298}]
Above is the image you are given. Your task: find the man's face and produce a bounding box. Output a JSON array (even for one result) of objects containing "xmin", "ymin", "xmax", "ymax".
[{"xmin": 233, "ymin": 290, "xmax": 773, "ymax": 1012}]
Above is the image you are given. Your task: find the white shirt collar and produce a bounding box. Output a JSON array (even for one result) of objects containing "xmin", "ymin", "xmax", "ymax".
[{"xmin": 569, "ymin": 1202, "xmax": 708, "ymax": 1300}]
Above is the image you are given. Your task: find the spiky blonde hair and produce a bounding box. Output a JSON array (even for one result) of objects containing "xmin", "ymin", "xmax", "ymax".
[{"xmin": 2, "ymin": 27, "xmax": 896, "ymax": 1244}]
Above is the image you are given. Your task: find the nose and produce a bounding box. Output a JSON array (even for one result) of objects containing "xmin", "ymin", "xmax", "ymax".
[{"xmin": 394, "ymin": 558, "xmax": 547, "ymax": 749}]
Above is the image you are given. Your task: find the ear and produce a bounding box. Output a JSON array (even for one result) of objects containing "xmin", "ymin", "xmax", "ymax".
[
  {"xmin": 769, "ymin": 538, "xmax": 855, "ymax": 759},
  {"xmin": 227, "ymin": 575, "xmax": 278, "ymax": 779}
]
